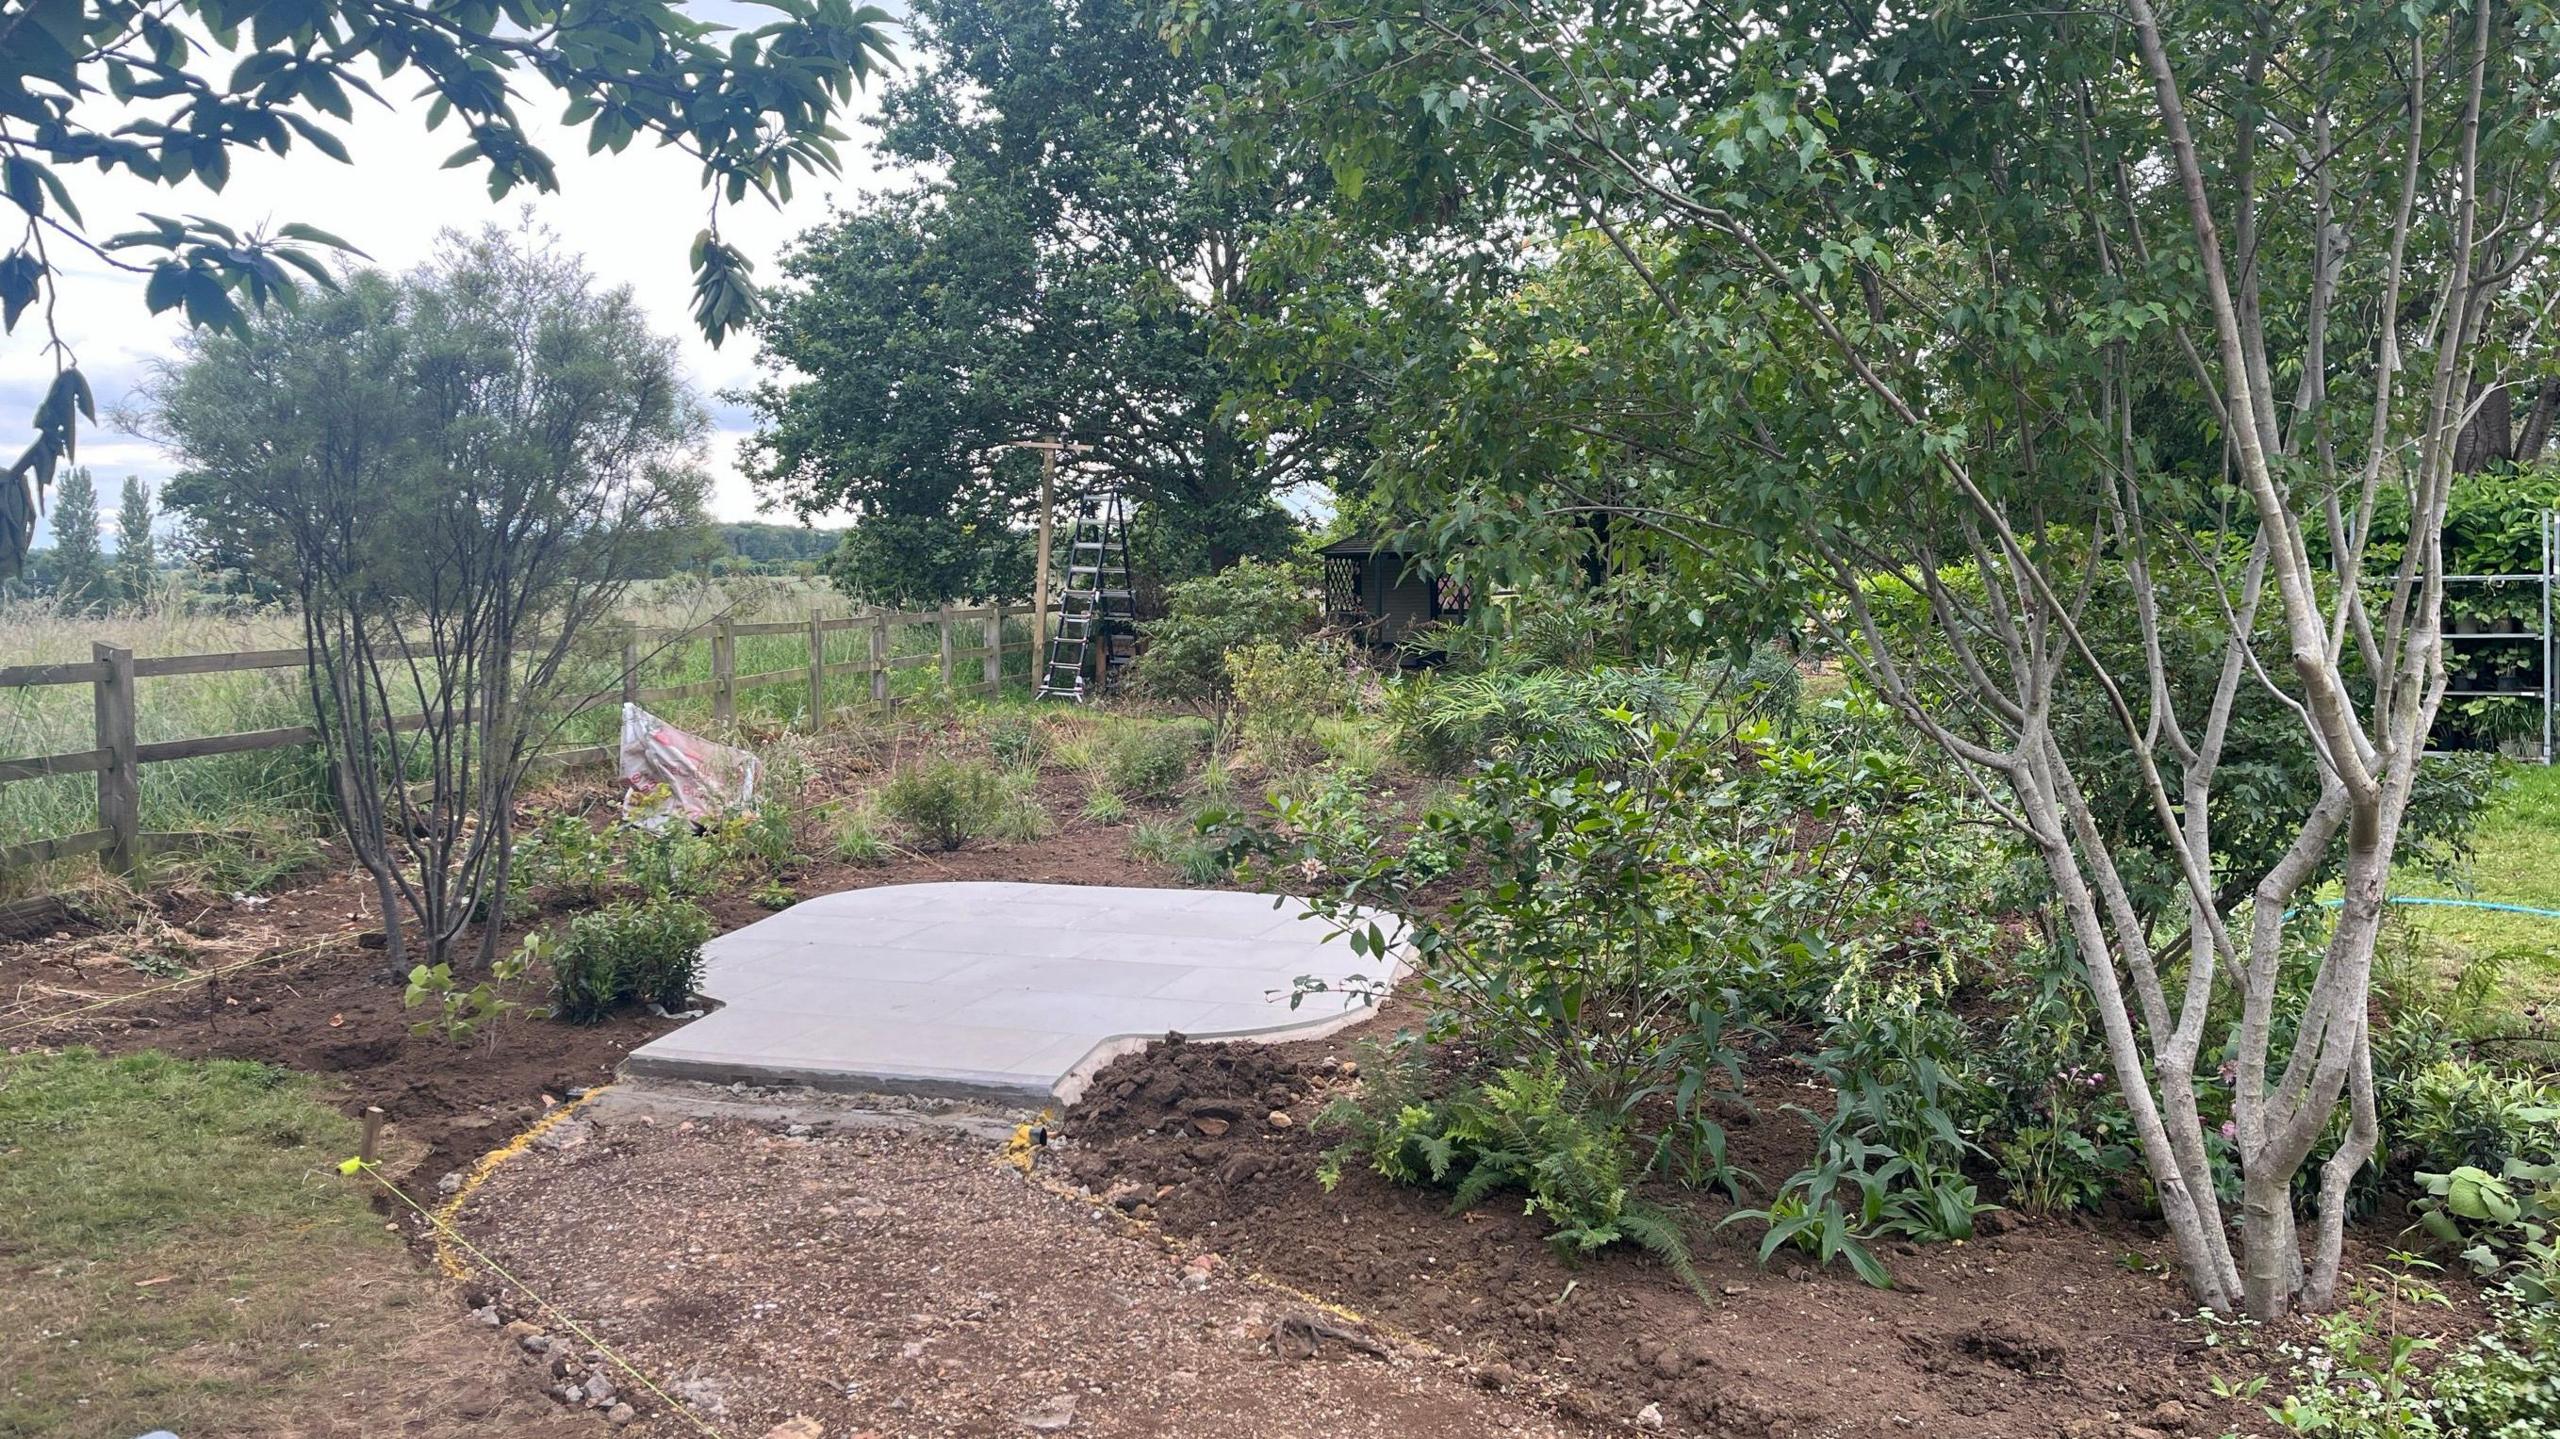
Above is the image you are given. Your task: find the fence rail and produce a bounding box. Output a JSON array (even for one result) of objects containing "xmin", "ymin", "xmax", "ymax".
[{"xmin": 1, "ymin": 603, "xmax": 1033, "ymax": 878}]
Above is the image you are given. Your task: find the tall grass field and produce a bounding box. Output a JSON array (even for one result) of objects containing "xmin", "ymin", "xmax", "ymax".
[{"xmin": 0, "ymin": 576, "xmax": 1033, "ymax": 902}]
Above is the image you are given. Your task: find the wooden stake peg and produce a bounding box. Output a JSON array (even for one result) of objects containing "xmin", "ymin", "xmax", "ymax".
[{"xmin": 359, "ymin": 1106, "xmax": 387, "ymax": 1166}]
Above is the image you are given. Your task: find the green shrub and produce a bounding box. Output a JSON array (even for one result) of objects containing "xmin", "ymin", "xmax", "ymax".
[
  {"xmin": 1101, "ymin": 721, "xmax": 1209, "ymax": 801},
  {"xmin": 627, "ymin": 825, "xmax": 725, "ymax": 899},
  {"xmin": 2395, "ymin": 1059, "xmax": 2560, "ymax": 1175},
  {"xmin": 989, "ymin": 771, "xmax": 1055, "ymax": 843},
  {"xmin": 1080, "ymin": 786, "xmax": 1129, "ymax": 823},
  {"xmin": 2396, "ymin": 1054, "xmax": 2560, "ymax": 1300},
  {"xmin": 548, "ymin": 897, "xmax": 714, "ymax": 1023},
  {"xmin": 1233, "ymin": 713, "xmax": 2033, "ymax": 1288},
  {"xmin": 546, "ymin": 927, "xmax": 621, "ymax": 1025},
  {"xmin": 1387, "ymin": 666, "xmax": 1703, "ymax": 775},
  {"xmin": 509, "ymin": 810, "xmax": 615, "ymax": 906},
  {"xmin": 2413, "ymin": 1160, "xmax": 2560, "ymax": 1300},
  {"xmin": 728, "ymin": 804, "xmax": 798, "ymax": 876},
  {"xmin": 1127, "ymin": 818, "xmax": 1184, "ymax": 867},
  {"xmin": 403, "ymin": 944, "xmax": 533, "ymax": 1047},
  {"xmin": 1225, "ymin": 639, "xmax": 1353, "ymax": 763},
  {"xmin": 1226, "ymin": 639, "xmax": 1352, "ymax": 721},
  {"xmin": 879, "ymin": 756, "xmax": 1003, "ymax": 851},
  {"xmin": 831, "ymin": 805, "xmax": 895, "ymax": 865},
  {"xmin": 1135, "ymin": 559, "xmax": 1318, "ymax": 701},
  {"xmin": 981, "ymin": 712, "xmax": 1051, "ymax": 768},
  {"xmin": 2258, "ymin": 1272, "xmax": 2560, "ymax": 1437}
]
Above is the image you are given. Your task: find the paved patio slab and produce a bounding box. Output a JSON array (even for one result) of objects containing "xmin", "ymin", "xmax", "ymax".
[{"xmin": 621, "ymin": 882, "xmax": 1400, "ymax": 1105}]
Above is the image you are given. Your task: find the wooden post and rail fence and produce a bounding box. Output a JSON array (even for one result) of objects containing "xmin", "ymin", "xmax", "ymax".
[{"xmin": 0, "ymin": 603, "xmax": 1033, "ymax": 879}]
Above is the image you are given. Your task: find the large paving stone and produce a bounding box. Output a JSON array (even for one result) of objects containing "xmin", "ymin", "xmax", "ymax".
[{"xmin": 622, "ymin": 882, "xmax": 1400, "ymax": 1105}]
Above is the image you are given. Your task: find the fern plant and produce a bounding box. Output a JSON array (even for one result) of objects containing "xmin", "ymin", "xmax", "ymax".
[
  {"xmin": 1440, "ymin": 1061, "xmax": 1709, "ymax": 1298},
  {"xmin": 1316, "ymin": 1048, "xmax": 1710, "ymax": 1299},
  {"xmin": 1390, "ymin": 665, "xmax": 1702, "ymax": 775}
]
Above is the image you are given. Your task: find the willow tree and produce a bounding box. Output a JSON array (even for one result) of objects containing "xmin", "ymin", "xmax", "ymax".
[{"xmin": 1221, "ymin": 0, "xmax": 2560, "ymax": 1317}]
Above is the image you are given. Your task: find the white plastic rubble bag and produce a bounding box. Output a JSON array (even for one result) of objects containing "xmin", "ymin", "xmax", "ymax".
[{"xmin": 618, "ymin": 702, "xmax": 760, "ymax": 831}]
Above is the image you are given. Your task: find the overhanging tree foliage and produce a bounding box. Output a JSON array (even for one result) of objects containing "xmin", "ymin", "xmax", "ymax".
[
  {"xmin": 738, "ymin": 0, "xmax": 1374, "ymax": 602},
  {"xmin": 2, "ymin": 0, "xmax": 893, "ymax": 574},
  {"xmin": 153, "ymin": 225, "xmax": 709, "ymax": 973},
  {"xmin": 1216, "ymin": 0, "xmax": 2560, "ymax": 1317}
]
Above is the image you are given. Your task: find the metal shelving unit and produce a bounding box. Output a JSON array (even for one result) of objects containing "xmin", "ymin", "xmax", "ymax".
[{"xmin": 2432, "ymin": 509, "xmax": 2555, "ymax": 764}]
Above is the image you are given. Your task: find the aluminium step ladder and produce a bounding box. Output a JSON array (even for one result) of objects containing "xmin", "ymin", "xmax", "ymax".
[{"xmin": 1036, "ymin": 484, "xmax": 1139, "ymax": 701}]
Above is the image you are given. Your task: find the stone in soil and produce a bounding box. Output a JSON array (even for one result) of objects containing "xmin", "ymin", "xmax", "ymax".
[{"xmin": 1017, "ymin": 1394, "xmax": 1078, "ymax": 1432}]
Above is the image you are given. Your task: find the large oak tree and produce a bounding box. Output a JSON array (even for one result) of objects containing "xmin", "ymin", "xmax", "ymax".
[{"xmin": 737, "ymin": 0, "xmax": 1374, "ymax": 602}]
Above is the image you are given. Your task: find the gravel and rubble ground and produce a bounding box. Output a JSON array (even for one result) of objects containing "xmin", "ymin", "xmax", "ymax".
[{"xmin": 453, "ymin": 1092, "xmax": 1592, "ymax": 1439}]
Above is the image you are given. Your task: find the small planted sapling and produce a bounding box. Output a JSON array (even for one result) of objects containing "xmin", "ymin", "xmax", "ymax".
[{"xmin": 404, "ymin": 943, "xmax": 539, "ymax": 1047}]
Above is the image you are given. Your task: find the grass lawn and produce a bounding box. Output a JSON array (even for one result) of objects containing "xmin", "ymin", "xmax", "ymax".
[
  {"xmin": 0, "ymin": 1050, "xmax": 426, "ymax": 1438},
  {"xmin": 2387, "ymin": 762, "xmax": 2560, "ymax": 1014}
]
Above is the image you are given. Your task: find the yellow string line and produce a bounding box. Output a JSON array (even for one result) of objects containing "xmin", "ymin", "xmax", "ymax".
[
  {"xmin": 347, "ymin": 1152, "xmax": 728, "ymax": 1439},
  {"xmin": 0, "ymin": 933, "xmax": 345, "ymax": 1041},
  {"xmin": 426, "ymin": 1088, "xmax": 609, "ymax": 1281}
]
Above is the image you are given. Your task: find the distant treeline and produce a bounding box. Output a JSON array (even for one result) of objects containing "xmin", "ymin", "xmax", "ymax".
[
  {"xmin": 8, "ymin": 517, "xmax": 847, "ymax": 602},
  {"xmin": 700, "ymin": 521, "xmax": 845, "ymax": 572}
]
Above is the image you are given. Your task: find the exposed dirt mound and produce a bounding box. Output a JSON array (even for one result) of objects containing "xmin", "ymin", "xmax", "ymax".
[{"xmin": 1067, "ymin": 1030, "xmax": 1321, "ymax": 1141}]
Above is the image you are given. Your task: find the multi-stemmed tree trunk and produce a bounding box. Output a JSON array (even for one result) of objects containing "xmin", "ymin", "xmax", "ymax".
[
  {"xmin": 153, "ymin": 227, "xmax": 709, "ymax": 974},
  {"xmin": 1237, "ymin": 0, "xmax": 2560, "ymax": 1316}
]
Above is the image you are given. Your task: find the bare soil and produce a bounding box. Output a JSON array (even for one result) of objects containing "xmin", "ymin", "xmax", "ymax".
[
  {"xmin": 454, "ymin": 1104, "xmax": 1593, "ymax": 1439},
  {"xmin": 1047, "ymin": 1027, "xmax": 2421, "ymax": 1439}
]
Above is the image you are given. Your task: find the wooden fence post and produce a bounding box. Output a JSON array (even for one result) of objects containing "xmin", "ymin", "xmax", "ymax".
[
  {"xmin": 937, "ymin": 606, "xmax": 956, "ymax": 693},
  {"xmin": 982, "ymin": 605, "xmax": 1003, "ymax": 695},
  {"xmin": 806, "ymin": 609, "xmax": 826, "ymax": 731},
  {"xmin": 619, "ymin": 625, "xmax": 640, "ymax": 709},
  {"xmin": 91, "ymin": 642, "xmax": 138, "ymax": 875},
  {"xmin": 711, "ymin": 616, "xmax": 736, "ymax": 727},
  {"xmin": 869, "ymin": 609, "xmax": 890, "ymax": 709}
]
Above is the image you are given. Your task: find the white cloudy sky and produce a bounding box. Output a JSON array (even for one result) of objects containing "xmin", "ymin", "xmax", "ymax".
[{"xmin": 10, "ymin": 5, "xmax": 906, "ymax": 548}]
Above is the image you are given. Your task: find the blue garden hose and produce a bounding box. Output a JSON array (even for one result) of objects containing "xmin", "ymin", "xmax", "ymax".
[{"xmin": 2314, "ymin": 895, "xmax": 2560, "ymax": 921}]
